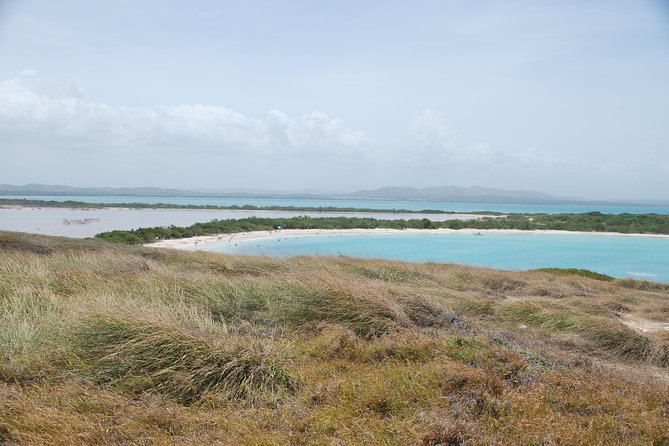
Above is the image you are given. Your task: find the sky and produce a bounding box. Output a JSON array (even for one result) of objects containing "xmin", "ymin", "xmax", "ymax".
[{"xmin": 0, "ymin": 0, "xmax": 668, "ymax": 199}]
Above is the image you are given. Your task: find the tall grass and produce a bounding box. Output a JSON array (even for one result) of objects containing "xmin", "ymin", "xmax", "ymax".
[
  {"xmin": 0, "ymin": 282, "xmax": 63, "ymax": 381},
  {"xmin": 1, "ymin": 231, "xmax": 669, "ymax": 445},
  {"xmin": 73, "ymin": 314, "xmax": 298, "ymax": 403}
]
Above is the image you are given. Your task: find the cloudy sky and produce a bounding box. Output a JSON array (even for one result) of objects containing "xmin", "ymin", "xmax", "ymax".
[{"xmin": 1, "ymin": 0, "xmax": 668, "ymax": 199}]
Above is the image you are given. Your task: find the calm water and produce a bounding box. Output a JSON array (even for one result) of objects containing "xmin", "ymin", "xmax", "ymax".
[
  {"xmin": 4, "ymin": 195, "xmax": 669, "ymax": 215},
  {"xmin": 0, "ymin": 207, "xmax": 472, "ymax": 238},
  {"xmin": 215, "ymin": 232, "xmax": 669, "ymax": 283}
]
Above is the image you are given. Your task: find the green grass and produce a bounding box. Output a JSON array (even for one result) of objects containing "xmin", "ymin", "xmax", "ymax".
[
  {"xmin": 533, "ymin": 268, "xmax": 615, "ymax": 281},
  {"xmin": 501, "ymin": 303, "xmax": 579, "ymax": 331},
  {"xmin": 73, "ymin": 314, "xmax": 298, "ymax": 403}
]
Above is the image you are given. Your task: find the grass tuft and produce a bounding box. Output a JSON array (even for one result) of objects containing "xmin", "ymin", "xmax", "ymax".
[
  {"xmin": 0, "ymin": 232, "xmax": 54, "ymax": 254},
  {"xmin": 579, "ymin": 320, "xmax": 669, "ymax": 366},
  {"xmin": 617, "ymin": 278, "xmax": 669, "ymax": 291},
  {"xmin": 267, "ymin": 281, "xmax": 402, "ymax": 337},
  {"xmin": 501, "ymin": 303, "xmax": 578, "ymax": 332},
  {"xmin": 533, "ymin": 268, "xmax": 615, "ymax": 281},
  {"xmin": 72, "ymin": 315, "xmax": 298, "ymax": 403}
]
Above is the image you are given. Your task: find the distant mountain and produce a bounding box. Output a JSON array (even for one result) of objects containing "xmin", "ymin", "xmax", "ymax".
[
  {"xmin": 339, "ymin": 186, "xmax": 585, "ymax": 204},
  {"xmin": 1, "ymin": 183, "xmax": 667, "ymax": 206}
]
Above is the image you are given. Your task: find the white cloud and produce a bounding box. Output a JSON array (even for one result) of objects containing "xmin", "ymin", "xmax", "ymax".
[
  {"xmin": 2, "ymin": 72, "xmax": 664, "ymax": 199},
  {"xmin": 403, "ymin": 110, "xmax": 502, "ymax": 164},
  {"xmin": 267, "ymin": 110, "xmax": 369, "ymax": 156},
  {"xmin": 405, "ymin": 110, "xmax": 457, "ymax": 157},
  {"xmin": 0, "ymin": 71, "xmax": 368, "ymax": 158}
]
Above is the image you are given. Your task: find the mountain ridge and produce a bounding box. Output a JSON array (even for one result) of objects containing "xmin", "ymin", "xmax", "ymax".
[{"xmin": 0, "ymin": 183, "xmax": 666, "ymax": 206}]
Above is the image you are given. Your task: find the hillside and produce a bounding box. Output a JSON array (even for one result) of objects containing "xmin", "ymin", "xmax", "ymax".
[
  {"xmin": 4, "ymin": 183, "xmax": 668, "ymax": 206},
  {"xmin": 1, "ymin": 231, "xmax": 668, "ymax": 445},
  {"xmin": 0, "ymin": 183, "xmax": 621, "ymax": 205}
]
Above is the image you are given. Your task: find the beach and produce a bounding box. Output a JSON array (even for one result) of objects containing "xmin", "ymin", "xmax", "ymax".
[{"xmin": 148, "ymin": 227, "xmax": 669, "ymax": 251}]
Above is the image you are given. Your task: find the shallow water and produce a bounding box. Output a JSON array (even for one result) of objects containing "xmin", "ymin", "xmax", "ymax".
[
  {"xmin": 215, "ymin": 232, "xmax": 669, "ymax": 283},
  {"xmin": 0, "ymin": 207, "xmax": 472, "ymax": 238},
  {"xmin": 5, "ymin": 195, "xmax": 669, "ymax": 215}
]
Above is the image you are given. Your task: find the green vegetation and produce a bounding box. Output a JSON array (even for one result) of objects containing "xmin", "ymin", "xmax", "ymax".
[
  {"xmin": 435, "ymin": 211, "xmax": 669, "ymax": 234},
  {"xmin": 94, "ymin": 212, "xmax": 669, "ymax": 245},
  {"xmin": 95, "ymin": 216, "xmax": 448, "ymax": 244},
  {"xmin": 532, "ymin": 268, "xmax": 615, "ymax": 281},
  {"xmin": 1, "ymin": 231, "xmax": 668, "ymax": 444},
  {"xmin": 74, "ymin": 314, "xmax": 298, "ymax": 404}
]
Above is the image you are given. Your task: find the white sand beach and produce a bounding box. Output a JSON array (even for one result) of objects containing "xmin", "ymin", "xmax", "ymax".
[{"xmin": 148, "ymin": 227, "xmax": 669, "ymax": 251}]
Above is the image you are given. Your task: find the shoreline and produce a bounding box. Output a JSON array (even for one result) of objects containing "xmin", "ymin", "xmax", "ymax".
[
  {"xmin": 147, "ymin": 227, "xmax": 669, "ymax": 251},
  {"xmin": 0, "ymin": 206, "xmax": 490, "ymax": 239}
]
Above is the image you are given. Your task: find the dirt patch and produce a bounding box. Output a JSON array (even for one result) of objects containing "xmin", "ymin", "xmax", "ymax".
[{"xmin": 619, "ymin": 314, "xmax": 669, "ymax": 333}]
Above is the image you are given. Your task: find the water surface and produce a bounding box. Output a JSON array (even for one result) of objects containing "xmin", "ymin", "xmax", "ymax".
[
  {"xmin": 4, "ymin": 195, "xmax": 669, "ymax": 215},
  {"xmin": 0, "ymin": 207, "xmax": 471, "ymax": 238},
  {"xmin": 215, "ymin": 231, "xmax": 669, "ymax": 283}
]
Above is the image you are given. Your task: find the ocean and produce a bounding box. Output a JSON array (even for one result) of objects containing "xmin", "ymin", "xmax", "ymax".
[
  {"xmin": 214, "ymin": 231, "xmax": 669, "ymax": 283},
  {"xmin": 4, "ymin": 195, "xmax": 669, "ymax": 215}
]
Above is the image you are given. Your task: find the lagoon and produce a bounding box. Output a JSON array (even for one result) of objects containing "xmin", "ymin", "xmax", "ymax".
[
  {"xmin": 0, "ymin": 206, "xmax": 477, "ymax": 238},
  {"xmin": 214, "ymin": 231, "xmax": 669, "ymax": 283}
]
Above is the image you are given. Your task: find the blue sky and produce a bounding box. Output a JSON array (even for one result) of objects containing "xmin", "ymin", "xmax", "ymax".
[{"xmin": 0, "ymin": 0, "xmax": 668, "ymax": 198}]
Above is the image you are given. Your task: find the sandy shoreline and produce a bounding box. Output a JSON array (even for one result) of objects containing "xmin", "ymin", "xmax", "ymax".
[{"xmin": 148, "ymin": 227, "xmax": 669, "ymax": 251}]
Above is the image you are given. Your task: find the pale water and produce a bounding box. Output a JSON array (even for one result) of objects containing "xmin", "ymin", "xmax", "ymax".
[
  {"xmin": 0, "ymin": 207, "xmax": 473, "ymax": 238},
  {"xmin": 4, "ymin": 195, "xmax": 669, "ymax": 215},
  {"xmin": 215, "ymin": 232, "xmax": 669, "ymax": 283}
]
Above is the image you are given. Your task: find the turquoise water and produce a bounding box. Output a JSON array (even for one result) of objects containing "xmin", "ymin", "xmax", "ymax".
[
  {"xmin": 4, "ymin": 195, "xmax": 669, "ymax": 215},
  {"xmin": 216, "ymin": 232, "xmax": 669, "ymax": 283}
]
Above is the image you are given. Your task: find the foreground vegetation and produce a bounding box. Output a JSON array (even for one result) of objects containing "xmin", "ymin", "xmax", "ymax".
[
  {"xmin": 94, "ymin": 212, "xmax": 669, "ymax": 244},
  {"xmin": 1, "ymin": 231, "xmax": 668, "ymax": 445}
]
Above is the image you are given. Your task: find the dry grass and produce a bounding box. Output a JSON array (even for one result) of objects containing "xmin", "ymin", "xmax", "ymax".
[
  {"xmin": 72, "ymin": 314, "xmax": 298, "ymax": 404},
  {"xmin": 1, "ymin": 231, "xmax": 669, "ymax": 445}
]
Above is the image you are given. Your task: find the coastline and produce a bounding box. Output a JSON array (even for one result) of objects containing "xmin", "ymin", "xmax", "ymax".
[
  {"xmin": 0, "ymin": 205, "xmax": 488, "ymax": 239},
  {"xmin": 147, "ymin": 227, "xmax": 669, "ymax": 251}
]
